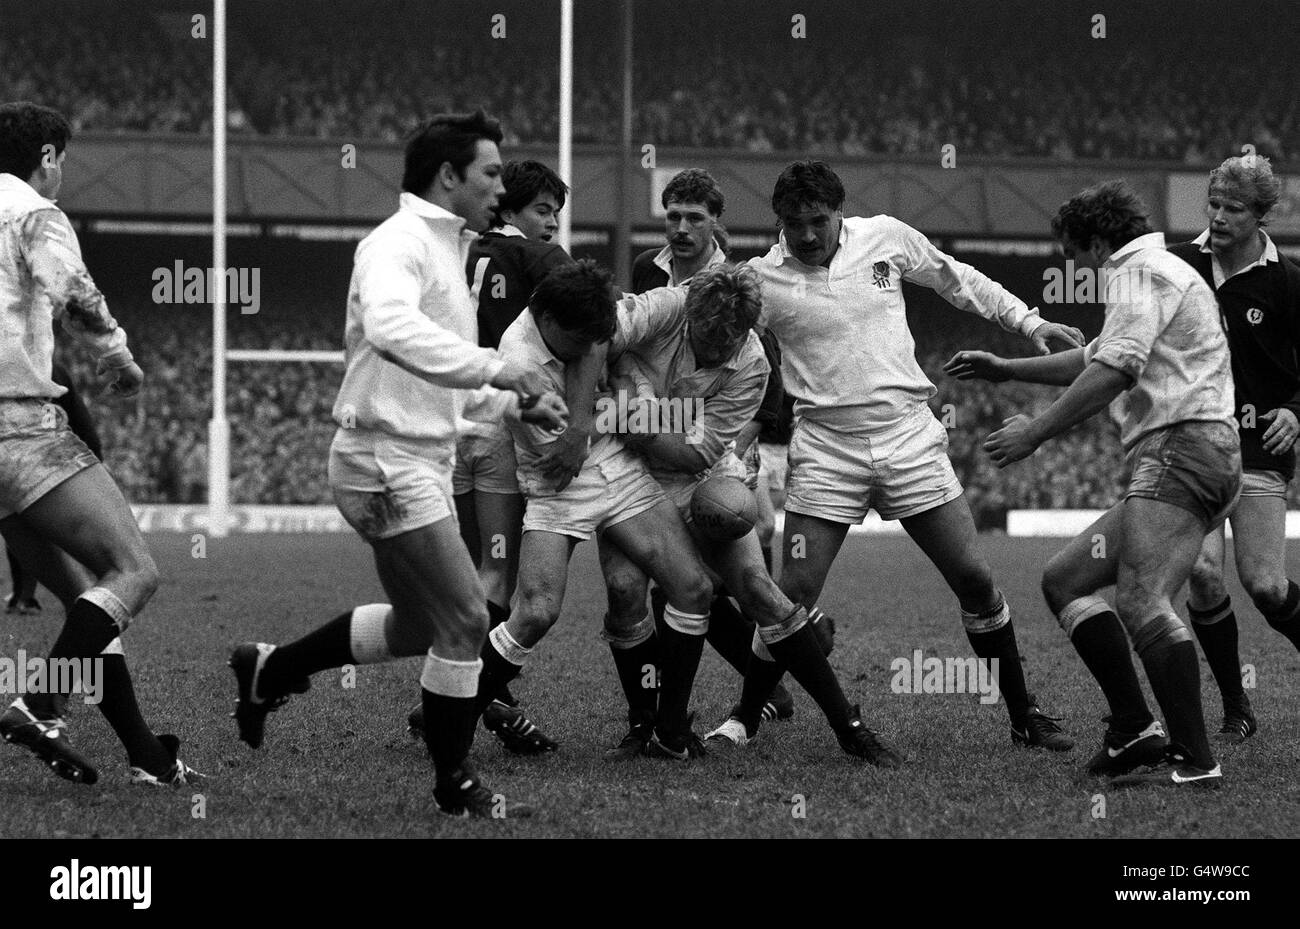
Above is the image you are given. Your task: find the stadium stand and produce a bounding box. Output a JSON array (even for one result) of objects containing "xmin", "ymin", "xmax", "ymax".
[{"xmin": 3, "ymin": 0, "xmax": 1298, "ymax": 164}]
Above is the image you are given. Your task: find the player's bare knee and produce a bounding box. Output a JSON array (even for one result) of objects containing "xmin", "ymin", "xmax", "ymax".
[
  {"xmin": 735, "ymin": 565, "xmax": 784, "ymax": 624},
  {"xmin": 1115, "ymin": 583, "xmax": 1162, "ymax": 625},
  {"xmin": 1243, "ymin": 572, "xmax": 1289, "ymax": 614},
  {"xmin": 604, "ymin": 571, "xmax": 647, "ymax": 624},
  {"xmin": 124, "ymin": 552, "xmax": 160, "ymax": 603},
  {"xmin": 1188, "ymin": 555, "xmax": 1226, "ymax": 605},
  {"xmin": 515, "ymin": 588, "xmax": 560, "ymax": 641},
  {"xmin": 435, "ymin": 596, "xmax": 487, "ymax": 653},
  {"xmin": 666, "ymin": 565, "xmax": 713, "ymax": 615},
  {"xmin": 952, "ymin": 559, "xmax": 995, "ymax": 605},
  {"xmin": 1040, "ymin": 557, "xmax": 1075, "ymax": 613}
]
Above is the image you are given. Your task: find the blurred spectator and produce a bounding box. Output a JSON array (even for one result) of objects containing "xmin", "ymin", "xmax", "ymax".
[{"xmin": 2, "ymin": 0, "xmax": 1297, "ymax": 165}]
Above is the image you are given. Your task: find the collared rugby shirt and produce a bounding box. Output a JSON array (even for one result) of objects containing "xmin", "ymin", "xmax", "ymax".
[
  {"xmin": 331, "ymin": 193, "xmax": 506, "ymax": 442},
  {"xmin": 747, "ymin": 215, "xmax": 1044, "ymax": 430},
  {"xmin": 1170, "ymin": 229, "xmax": 1300, "ymax": 477},
  {"xmin": 0, "ymin": 173, "xmax": 132, "ymax": 400},
  {"xmin": 610, "ymin": 285, "xmax": 769, "ymax": 481},
  {"xmin": 1085, "ymin": 232, "xmax": 1235, "ymax": 451}
]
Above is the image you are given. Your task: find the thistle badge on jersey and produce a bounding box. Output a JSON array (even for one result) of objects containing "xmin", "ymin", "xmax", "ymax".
[
  {"xmin": 872, "ymin": 261, "xmax": 892, "ymax": 289},
  {"xmin": 1246, "ymin": 307, "xmax": 1264, "ymax": 325}
]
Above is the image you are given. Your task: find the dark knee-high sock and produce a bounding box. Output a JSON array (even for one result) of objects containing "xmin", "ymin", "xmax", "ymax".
[
  {"xmin": 963, "ymin": 594, "xmax": 1031, "ymax": 728},
  {"xmin": 736, "ymin": 644, "xmax": 784, "ymax": 736},
  {"xmin": 260, "ymin": 610, "xmax": 353, "ymax": 695},
  {"xmin": 6, "ymin": 548, "xmax": 31, "ymax": 598},
  {"xmin": 704, "ymin": 594, "xmax": 754, "ymax": 676},
  {"xmin": 29, "ymin": 593, "xmax": 127, "ymax": 718},
  {"xmin": 474, "ymin": 625, "xmax": 527, "ymax": 714},
  {"xmin": 1263, "ymin": 581, "xmax": 1300, "ymax": 651},
  {"xmin": 1062, "ymin": 604, "xmax": 1152, "ymax": 732},
  {"xmin": 487, "ymin": 600, "xmax": 510, "ymax": 628},
  {"xmin": 606, "ymin": 615, "xmax": 658, "ymax": 726},
  {"xmin": 1139, "ymin": 634, "xmax": 1214, "ymax": 769},
  {"xmin": 486, "ymin": 600, "xmax": 519, "ymax": 706},
  {"xmin": 656, "ymin": 604, "xmax": 708, "ymax": 735},
  {"xmin": 262, "ymin": 604, "xmax": 392, "ymax": 697},
  {"xmin": 95, "ymin": 643, "xmax": 169, "ymax": 772},
  {"xmin": 764, "ymin": 609, "xmax": 852, "ymax": 732},
  {"xmin": 419, "ymin": 652, "xmax": 483, "ymax": 784},
  {"xmin": 1189, "ymin": 597, "xmax": 1244, "ymax": 702},
  {"xmin": 650, "ymin": 585, "xmax": 667, "ymax": 638}
]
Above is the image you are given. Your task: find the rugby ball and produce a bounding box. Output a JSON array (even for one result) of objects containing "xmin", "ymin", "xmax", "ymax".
[{"xmin": 690, "ymin": 475, "xmax": 757, "ymax": 541}]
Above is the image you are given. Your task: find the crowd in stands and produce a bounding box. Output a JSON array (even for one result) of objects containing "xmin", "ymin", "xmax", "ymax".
[
  {"xmin": 11, "ymin": 0, "xmax": 1297, "ymax": 518},
  {"xmin": 3, "ymin": 0, "xmax": 1298, "ymax": 165}
]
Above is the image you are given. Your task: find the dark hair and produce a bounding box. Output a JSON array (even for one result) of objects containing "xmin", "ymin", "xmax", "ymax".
[
  {"xmin": 662, "ymin": 168, "xmax": 725, "ymax": 217},
  {"xmin": 495, "ymin": 160, "xmax": 568, "ymax": 223},
  {"xmin": 530, "ymin": 259, "xmax": 617, "ymax": 343},
  {"xmin": 402, "ymin": 109, "xmax": 503, "ymax": 195},
  {"xmin": 771, "ymin": 160, "xmax": 845, "ymax": 217},
  {"xmin": 1051, "ymin": 180, "xmax": 1154, "ymax": 252},
  {"xmin": 0, "ymin": 102, "xmax": 72, "ymax": 181}
]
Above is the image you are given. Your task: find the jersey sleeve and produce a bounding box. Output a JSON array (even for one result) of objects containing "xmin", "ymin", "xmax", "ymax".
[
  {"xmin": 892, "ymin": 216, "xmax": 1043, "ymax": 337},
  {"xmin": 688, "ymin": 349, "xmax": 769, "ymax": 466},
  {"xmin": 610, "ymin": 286, "xmax": 688, "ymax": 355},
  {"xmin": 22, "ymin": 209, "xmax": 133, "ymax": 369},
  {"xmin": 357, "ymin": 231, "xmax": 503, "ymax": 388}
]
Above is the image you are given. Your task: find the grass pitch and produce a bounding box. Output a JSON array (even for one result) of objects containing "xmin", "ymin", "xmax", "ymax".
[{"xmin": 2, "ymin": 531, "xmax": 1298, "ymax": 838}]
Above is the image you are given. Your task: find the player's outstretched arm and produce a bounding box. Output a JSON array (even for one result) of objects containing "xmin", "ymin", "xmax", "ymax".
[
  {"xmin": 944, "ymin": 347, "xmax": 1086, "ymax": 386},
  {"xmin": 983, "ymin": 359, "xmax": 1130, "ymax": 467},
  {"xmin": 896, "ymin": 217, "xmax": 1083, "ymax": 352}
]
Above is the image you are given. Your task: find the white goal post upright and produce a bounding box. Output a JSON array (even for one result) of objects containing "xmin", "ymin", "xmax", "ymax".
[
  {"xmin": 558, "ymin": 0, "xmax": 573, "ymax": 252},
  {"xmin": 209, "ymin": 0, "xmax": 231, "ymax": 537},
  {"xmin": 205, "ymin": 2, "xmax": 574, "ymax": 534}
]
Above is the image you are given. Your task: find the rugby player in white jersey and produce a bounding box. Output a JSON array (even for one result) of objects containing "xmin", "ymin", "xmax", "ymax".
[
  {"xmin": 471, "ymin": 260, "xmax": 719, "ymax": 760},
  {"xmin": 406, "ymin": 159, "xmax": 587, "ymax": 754},
  {"xmin": 724, "ymin": 160, "xmax": 1082, "ymax": 754},
  {"xmin": 950, "ymin": 180, "xmax": 1240, "ymax": 788},
  {"xmin": 0, "ymin": 102, "xmax": 200, "ymax": 788},
  {"xmin": 597, "ymin": 264, "xmax": 898, "ymax": 764},
  {"xmin": 228, "ymin": 111, "xmax": 567, "ymax": 817}
]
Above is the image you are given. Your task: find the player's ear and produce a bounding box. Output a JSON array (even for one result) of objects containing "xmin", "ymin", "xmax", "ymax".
[{"xmin": 436, "ymin": 160, "xmax": 459, "ymax": 191}]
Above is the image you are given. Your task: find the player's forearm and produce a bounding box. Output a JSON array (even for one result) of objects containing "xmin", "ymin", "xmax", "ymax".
[
  {"xmin": 733, "ymin": 420, "xmax": 762, "ymax": 457},
  {"xmin": 563, "ymin": 340, "xmax": 606, "ymax": 435},
  {"xmin": 1025, "ymin": 361, "xmax": 1130, "ymax": 445},
  {"xmin": 1001, "ymin": 348, "xmax": 1087, "ymax": 386},
  {"xmin": 642, "ymin": 432, "xmax": 710, "ymax": 472}
]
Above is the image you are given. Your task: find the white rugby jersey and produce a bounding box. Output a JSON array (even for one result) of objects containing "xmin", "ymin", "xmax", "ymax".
[
  {"xmin": 748, "ymin": 215, "xmax": 1043, "ymax": 429},
  {"xmin": 499, "ymin": 308, "xmax": 627, "ymax": 495},
  {"xmin": 0, "ymin": 173, "xmax": 132, "ymax": 400},
  {"xmin": 609, "ymin": 285, "xmax": 768, "ymax": 479},
  {"xmin": 331, "ymin": 193, "xmax": 506, "ymax": 442},
  {"xmin": 1083, "ymin": 232, "xmax": 1235, "ymax": 451}
]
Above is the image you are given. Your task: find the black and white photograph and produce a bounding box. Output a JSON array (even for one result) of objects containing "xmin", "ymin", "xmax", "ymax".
[{"xmin": 0, "ymin": 0, "xmax": 1294, "ymax": 899}]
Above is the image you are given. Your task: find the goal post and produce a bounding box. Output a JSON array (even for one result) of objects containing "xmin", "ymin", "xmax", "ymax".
[{"xmin": 208, "ymin": 0, "xmax": 229, "ymax": 537}]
